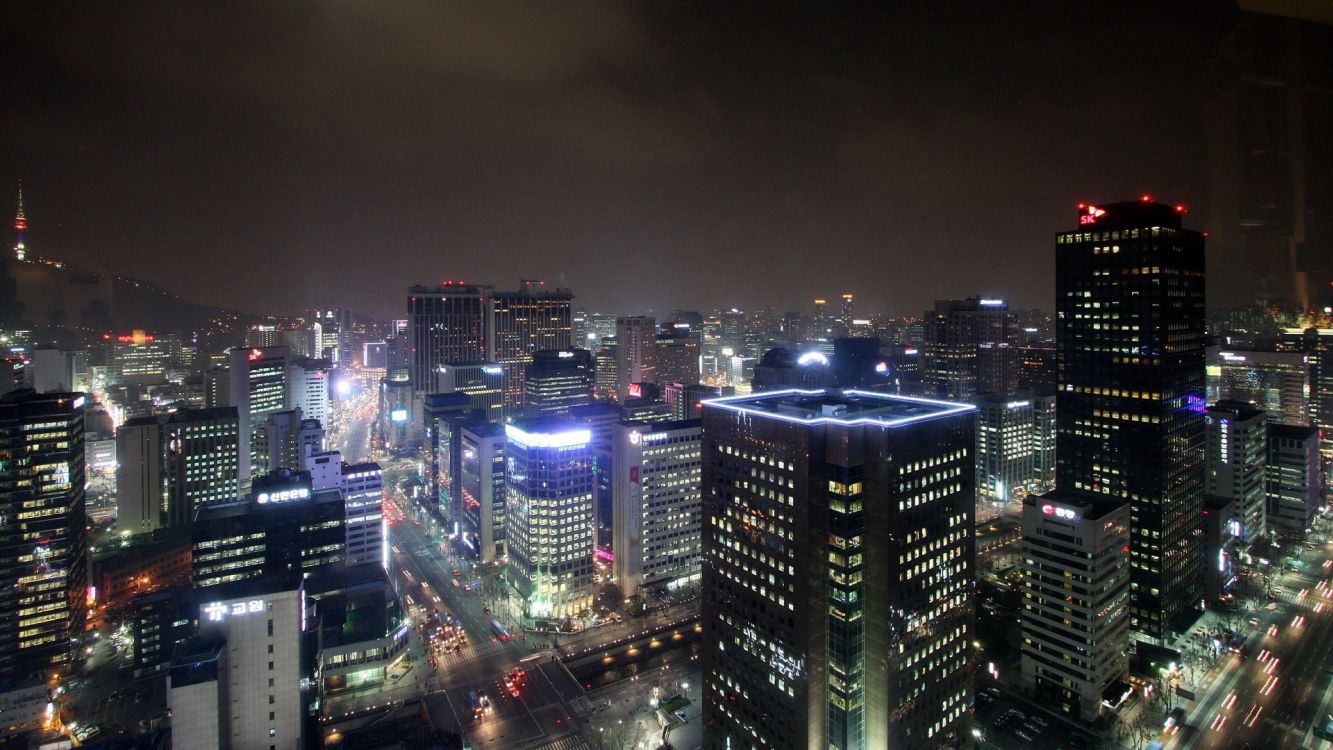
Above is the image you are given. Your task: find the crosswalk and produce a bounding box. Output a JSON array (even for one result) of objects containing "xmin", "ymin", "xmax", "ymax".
[
  {"xmin": 568, "ymin": 696, "xmax": 593, "ymax": 716},
  {"xmin": 523, "ymin": 734, "xmax": 592, "ymax": 750},
  {"xmin": 435, "ymin": 638, "xmax": 508, "ymax": 668}
]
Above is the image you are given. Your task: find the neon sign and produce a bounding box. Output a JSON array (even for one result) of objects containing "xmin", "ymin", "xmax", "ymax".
[
  {"xmin": 1079, "ymin": 205, "xmax": 1106, "ymax": 225},
  {"xmin": 256, "ymin": 488, "xmax": 310, "ymax": 504},
  {"xmin": 247, "ymin": 348, "xmax": 264, "ymax": 361},
  {"xmin": 203, "ymin": 599, "xmax": 265, "ymax": 622},
  {"xmin": 1041, "ymin": 504, "xmax": 1078, "ymax": 520}
]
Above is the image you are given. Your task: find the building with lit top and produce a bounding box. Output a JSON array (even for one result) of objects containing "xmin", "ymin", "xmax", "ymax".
[
  {"xmin": 492, "ymin": 282, "xmax": 573, "ymax": 412},
  {"xmin": 1205, "ymin": 401, "xmax": 1267, "ymax": 541},
  {"xmin": 1056, "ymin": 198, "xmax": 1206, "ymax": 642},
  {"xmin": 612, "ymin": 419, "xmax": 702, "ymax": 600},
  {"xmin": 921, "ymin": 297, "xmax": 1014, "ymax": 400},
  {"xmin": 523, "ymin": 348, "xmax": 594, "ymax": 417},
  {"xmin": 504, "ymin": 418, "xmax": 596, "ymax": 620},
  {"xmin": 0, "ymin": 389, "xmax": 88, "ymax": 683},
  {"xmin": 286, "ymin": 357, "xmax": 331, "ymax": 428},
  {"xmin": 701, "ymin": 389, "xmax": 975, "ymax": 750},
  {"xmin": 408, "ymin": 283, "xmax": 493, "ymax": 396},
  {"xmin": 1019, "ymin": 492, "xmax": 1131, "ymax": 723},
  {"xmin": 341, "ymin": 462, "xmax": 384, "ymax": 568},
  {"xmin": 436, "ymin": 361, "xmax": 505, "ymax": 423},
  {"xmin": 974, "ymin": 393, "xmax": 1035, "ymax": 504},
  {"xmin": 106, "ymin": 330, "xmax": 182, "ymax": 385},
  {"xmin": 229, "ymin": 345, "xmax": 290, "ymax": 482}
]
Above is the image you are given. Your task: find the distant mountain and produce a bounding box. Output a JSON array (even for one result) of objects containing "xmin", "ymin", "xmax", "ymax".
[{"xmin": 7, "ymin": 254, "xmax": 268, "ymax": 341}]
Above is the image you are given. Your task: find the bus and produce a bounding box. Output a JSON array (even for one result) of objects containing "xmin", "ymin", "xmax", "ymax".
[{"xmin": 492, "ymin": 619, "xmax": 511, "ymax": 641}]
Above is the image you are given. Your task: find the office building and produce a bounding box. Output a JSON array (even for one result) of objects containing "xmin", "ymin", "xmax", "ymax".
[
  {"xmin": 246, "ymin": 325, "xmax": 313, "ymax": 357},
  {"xmin": 130, "ymin": 584, "xmax": 195, "ymax": 676},
  {"xmin": 1056, "ymin": 199, "xmax": 1206, "ymax": 641},
  {"xmin": 702, "ymin": 389, "xmax": 976, "ymax": 749},
  {"xmin": 1202, "ymin": 496, "xmax": 1243, "ymax": 602},
  {"xmin": 570, "ymin": 402, "xmax": 623, "ymax": 549},
  {"xmin": 611, "ymin": 420, "xmax": 702, "ymax": 600},
  {"xmin": 615, "ymin": 316, "xmax": 656, "ymax": 400},
  {"xmin": 1019, "ymin": 493, "xmax": 1131, "ymax": 723},
  {"xmin": 422, "ymin": 392, "xmax": 480, "ymax": 526},
  {"xmin": 106, "ymin": 330, "xmax": 182, "ymax": 385},
  {"xmin": 523, "ymin": 349, "xmax": 594, "ymax": 417},
  {"xmin": 229, "ymin": 345, "xmax": 290, "ymax": 482},
  {"xmin": 117, "ymin": 406, "xmax": 241, "ymax": 533},
  {"xmin": 408, "ymin": 283, "xmax": 493, "ymax": 395},
  {"xmin": 664, "ymin": 382, "xmax": 721, "ymax": 421},
  {"xmin": 436, "ymin": 361, "xmax": 505, "ymax": 423},
  {"xmin": 29, "ymin": 348, "xmax": 88, "ymax": 394},
  {"xmin": 169, "ymin": 575, "xmax": 307, "ymax": 749},
  {"xmin": 254, "ymin": 409, "xmax": 325, "ymax": 475},
  {"xmin": 921, "ymin": 297, "xmax": 1014, "ymax": 400},
  {"xmin": 287, "ymin": 357, "xmax": 331, "ymax": 428},
  {"xmin": 1031, "ymin": 393, "xmax": 1057, "ymax": 495},
  {"xmin": 654, "ymin": 326, "xmax": 700, "ymax": 387},
  {"xmin": 1265, "ymin": 423, "xmax": 1321, "ymax": 540},
  {"xmin": 594, "ymin": 339, "xmax": 618, "ymax": 400},
  {"xmin": 1209, "ymin": 347, "xmax": 1310, "ymax": 426},
  {"xmin": 492, "ymin": 282, "xmax": 574, "ymax": 412},
  {"xmin": 1205, "ymin": 401, "xmax": 1267, "ymax": 540},
  {"xmin": 974, "ymin": 393, "xmax": 1035, "ymax": 504},
  {"xmin": 1284, "ymin": 327, "xmax": 1333, "ymax": 474},
  {"xmin": 1015, "ymin": 345, "xmax": 1058, "ymax": 393},
  {"xmin": 459, "ymin": 422, "xmax": 506, "ymax": 563},
  {"xmin": 0, "ymin": 390, "xmax": 88, "ymax": 683},
  {"xmin": 190, "ymin": 470, "xmax": 346, "ymax": 589},
  {"xmin": 342, "ymin": 463, "xmax": 385, "ymax": 568},
  {"xmin": 505, "ymin": 418, "xmax": 596, "ymax": 619},
  {"xmin": 306, "ymin": 564, "xmax": 409, "ymax": 704}
]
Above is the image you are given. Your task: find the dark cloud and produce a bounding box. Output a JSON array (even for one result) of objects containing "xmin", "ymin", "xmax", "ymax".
[{"xmin": 1, "ymin": 1, "xmax": 1236, "ymax": 320}]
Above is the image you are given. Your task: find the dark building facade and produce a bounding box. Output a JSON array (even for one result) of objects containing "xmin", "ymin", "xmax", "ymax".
[
  {"xmin": 408, "ymin": 284, "xmax": 492, "ymax": 395},
  {"xmin": 702, "ymin": 389, "xmax": 976, "ymax": 749},
  {"xmin": 523, "ymin": 349, "xmax": 595, "ymax": 417},
  {"xmin": 0, "ymin": 390, "xmax": 88, "ymax": 682},
  {"xmin": 1056, "ymin": 199, "xmax": 1207, "ymax": 641},
  {"xmin": 492, "ymin": 283, "xmax": 574, "ymax": 412}
]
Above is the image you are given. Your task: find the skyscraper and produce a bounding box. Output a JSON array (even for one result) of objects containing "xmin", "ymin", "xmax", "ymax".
[
  {"xmin": 701, "ymin": 389, "xmax": 976, "ymax": 749},
  {"xmin": 921, "ymin": 297, "xmax": 1015, "ymax": 400},
  {"xmin": 0, "ymin": 389, "xmax": 88, "ymax": 683},
  {"xmin": 1265, "ymin": 423, "xmax": 1321, "ymax": 540},
  {"xmin": 1056, "ymin": 198, "xmax": 1206, "ymax": 641},
  {"xmin": 436, "ymin": 361, "xmax": 505, "ymax": 423},
  {"xmin": 118, "ymin": 407, "xmax": 242, "ymax": 533},
  {"xmin": 504, "ymin": 418, "xmax": 596, "ymax": 619},
  {"xmin": 459, "ymin": 422, "xmax": 506, "ymax": 563},
  {"xmin": 1205, "ymin": 401, "xmax": 1267, "ymax": 541},
  {"xmin": 408, "ymin": 283, "xmax": 493, "ymax": 395},
  {"xmin": 492, "ymin": 282, "xmax": 573, "ymax": 412},
  {"xmin": 615, "ymin": 316, "xmax": 656, "ymax": 400},
  {"xmin": 523, "ymin": 349, "xmax": 595, "ymax": 417},
  {"xmin": 229, "ymin": 345, "xmax": 290, "ymax": 482},
  {"xmin": 974, "ymin": 393, "xmax": 1035, "ymax": 504}
]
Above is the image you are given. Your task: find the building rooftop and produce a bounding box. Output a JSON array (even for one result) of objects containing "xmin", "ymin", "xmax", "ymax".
[{"xmin": 703, "ymin": 388, "xmax": 974, "ymax": 428}]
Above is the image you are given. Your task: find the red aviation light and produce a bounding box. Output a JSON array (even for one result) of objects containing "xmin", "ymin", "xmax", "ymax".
[{"xmin": 1141, "ymin": 195, "xmax": 1152, "ymax": 202}]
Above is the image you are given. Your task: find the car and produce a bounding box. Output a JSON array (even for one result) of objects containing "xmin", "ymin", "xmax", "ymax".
[
  {"xmin": 483, "ymin": 607, "xmax": 491, "ymax": 614},
  {"xmin": 452, "ymin": 570, "xmax": 462, "ymax": 577}
]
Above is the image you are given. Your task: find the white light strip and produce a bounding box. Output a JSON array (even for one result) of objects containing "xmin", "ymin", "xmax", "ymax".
[
  {"xmin": 700, "ymin": 388, "xmax": 975, "ymax": 428},
  {"xmin": 504, "ymin": 424, "xmax": 592, "ymax": 448}
]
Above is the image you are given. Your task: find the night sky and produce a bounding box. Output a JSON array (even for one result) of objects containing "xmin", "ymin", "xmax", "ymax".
[{"xmin": 2, "ymin": 2, "xmax": 1238, "ymax": 320}]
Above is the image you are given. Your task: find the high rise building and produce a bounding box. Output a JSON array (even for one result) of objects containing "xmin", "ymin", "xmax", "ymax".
[
  {"xmin": 0, "ymin": 390, "xmax": 88, "ymax": 683},
  {"xmin": 11, "ymin": 181, "xmax": 26, "ymax": 261},
  {"xmin": 118, "ymin": 407, "xmax": 241, "ymax": 533},
  {"xmin": 504, "ymin": 418, "xmax": 596, "ymax": 619},
  {"xmin": 1057, "ymin": 199, "xmax": 1206, "ymax": 641},
  {"xmin": 654, "ymin": 324, "xmax": 700, "ymax": 387},
  {"xmin": 1209, "ymin": 347, "xmax": 1310, "ymax": 426},
  {"xmin": 611, "ymin": 420, "xmax": 702, "ymax": 600},
  {"xmin": 492, "ymin": 282, "xmax": 573, "ymax": 412},
  {"xmin": 751, "ymin": 348, "xmax": 835, "ymax": 392},
  {"xmin": 1284, "ymin": 327, "xmax": 1333, "ymax": 476},
  {"xmin": 229, "ymin": 346, "xmax": 290, "ymax": 482},
  {"xmin": 523, "ymin": 349, "xmax": 594, "ymax": 417},
  {"xmin": 30, "ymin": 349, "xmax": 89, "ymax": 394},
  {"xmin": 1205, "ymin": 401, "xmax": 1267, "ymax": 541},
  {"xmin": 701, "ymin": 389, "xmax": 976, "ymax": 749},
  {"xmin": 569, "ymin": 402, "xmax": 623, "ymax": 549},
  {"xmin": 254, "ymin": 409, "xmax": 325, "ymax": 475},
  {"xmin": 408, "ymin": 283, "xmax": 493, "ymax": 395},
  {"xmin": 594, "ymin": 339, "xmax": 618, "ymax": 400},
  {"xmin": 974, "ymin": 393, "xmax": 1035, "ymax": 504},
  {"xmin": 423, "ymin": 392, "xmax": 480, "ymax": 528},
  {"xmin": 664, "ymin": 382, "xmax": 721, "ymax": 421},
  {"xmin": 341, "ymin": 462, "xmax": 384, "ymax": 568},
  {"xmin": 169, "ymin": 575, "xmax": 307, "ymax": 749},
  {"xmin": 921, "ymin": 297, "xmax": 1014, "ymax": 400},
  {"xmin": 286, "ymin": 357, "xmax": 331, "ymax": 428},
  {"xmin": 1265, "ymin": 423, "xmax": 1321, "ymax": 540},
  {"xmin": 1019, "ymin": 494, "xmax": 1131, "ymax": 722},
  {"xmin": 839, "ymin": 292, "xmax": 855, "ymax": 329},
  {"xmin": 246, "ymin": 325, "xmax": 313, "ymax": 357},
  {"xmin": 1030, "ymin": 393, "xmax": 1057, "ymax": 495},
  {"xmin": 459, "ymin": 422, "xmax": 506, "ymax": 563},
  {"xmin": 615, "ymin": 316, "xmax": 656, "ymax": 400},
  {"xmin": 106, "ymin": 331, "xmax": 183, "ymax": 385},
  {"xmin": 436, "ymin": 361, "xmax": 505, "ymax": 423},
  {"xmin": 190, "ymin": 471, "xmax": 346, "ymax": 589}
]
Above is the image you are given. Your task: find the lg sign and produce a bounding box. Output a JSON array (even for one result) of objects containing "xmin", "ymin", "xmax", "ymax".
[{"xmin": 1042, "ymin": 504, "xmax": 1078, "ymax": 521}]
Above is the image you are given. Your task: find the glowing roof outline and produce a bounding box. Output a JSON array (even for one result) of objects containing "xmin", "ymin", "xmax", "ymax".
[
  {"xmin": 701, "ymin": 388, "xmax": 975, "ymax": 428},
  {"xmin": 504, "ymin": 423, "xmax": 592, "ymax": 449}
]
